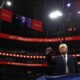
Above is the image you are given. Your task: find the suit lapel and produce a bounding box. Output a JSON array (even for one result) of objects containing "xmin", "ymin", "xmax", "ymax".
[
  {"xmin": 60, "ymin": 55, "xmax": 66, "ymax": 66},
  {"xmin": 67, "ymin": 55, "xmax": 70, "ymax": 66}
]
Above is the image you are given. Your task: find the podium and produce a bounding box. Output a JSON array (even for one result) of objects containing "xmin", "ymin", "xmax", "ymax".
[{"xmin": 36, "ymin": 74, "xmax": 80, "ymax": 80}]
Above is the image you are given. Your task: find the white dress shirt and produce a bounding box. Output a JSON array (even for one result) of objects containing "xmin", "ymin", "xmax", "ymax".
[
  {"xmin": 62, "ymin": 53, "xmax": 69, "ymax": 74},
  {"xmin": 62, "ymin": 53, "xmax": 68, "ymax": 63}
]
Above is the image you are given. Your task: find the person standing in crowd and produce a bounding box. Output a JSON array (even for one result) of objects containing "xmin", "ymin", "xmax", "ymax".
[
  {"xmin": 45, "ymin": 47, "xmax": 54, "ymax": 65},
  {"xmin": 45, "ymin": 47, "xmax": 55, "ymax": 75}
]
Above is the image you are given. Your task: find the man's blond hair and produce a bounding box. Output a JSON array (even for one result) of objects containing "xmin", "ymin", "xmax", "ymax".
[{"xmin": 59, "ymin": 44, "xmax": 68, "ymax": 48}]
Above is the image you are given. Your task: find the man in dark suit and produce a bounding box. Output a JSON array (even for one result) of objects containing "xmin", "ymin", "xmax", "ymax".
[
  {"xmin": 45, "ymin": 47, "xmax": 54, "ymax": 65},
  {"xmin": 45, "ymin": 47, "xmax": 55, "ymax": 75},
  {"xmin": 53, "ymin": 44, "xmax": 79, "ymax": 76}
]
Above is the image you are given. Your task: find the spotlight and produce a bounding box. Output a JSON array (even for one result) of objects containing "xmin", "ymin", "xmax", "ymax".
[
  {"xmin": 67, "ymin": 3, "xmax": 71, "ymax": 7},
  {"xmin": 6, "ymin": 1, "xmax": 12, "ymax": 6},
  {"xmin": 77, "ymin": 11, "xmax": 80, "ymax": 14},
  {"xmin": 49, "ymin": 10, "xmax": 63, "ymax": 19}
]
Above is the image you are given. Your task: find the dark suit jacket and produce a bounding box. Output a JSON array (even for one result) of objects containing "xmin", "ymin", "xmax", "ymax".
[
  {"xmin": 45, "ymin": 51, "xmax": 55, "ymax": 65},
  {"xmin": 52, "ymin": 54, "xmax": 79, "ymax": 76},
  {"xmin": 46, "ymin": 53, "xmax": 52, "ymax": 65}
]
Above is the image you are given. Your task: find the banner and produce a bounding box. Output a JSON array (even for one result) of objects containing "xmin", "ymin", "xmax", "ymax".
[
  {"xmin": 0, "ymin": 61, "xmax": 48, "ymax": 67},
  {"xmin": 0, "ymin": 33, "xmax": 80, "ymax": 42},
  {"xmin": 0, "ymin": 9, "xmax": 13, "ymax": 23},
  {"xmin": 32, "ymin": 20, "xmax": 43, "ymax": 32},
  {"xmin": 15, "ymin": 14, "xmax": 32, "ymax": 28}
]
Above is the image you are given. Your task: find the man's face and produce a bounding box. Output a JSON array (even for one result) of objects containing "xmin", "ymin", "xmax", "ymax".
[
  {"xmin": 46, "ymin": 47, "xmax": 52, "ymax": 53},
  {"xmin": 59, "ymin": 45, "xmax": 68, "ymax": 55}
]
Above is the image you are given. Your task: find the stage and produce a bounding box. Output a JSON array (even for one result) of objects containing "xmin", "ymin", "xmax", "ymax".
[{"xmin": 36, "ymin": 74, "xmax": 80, "ymax": 80}]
